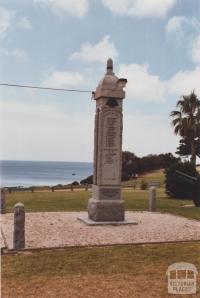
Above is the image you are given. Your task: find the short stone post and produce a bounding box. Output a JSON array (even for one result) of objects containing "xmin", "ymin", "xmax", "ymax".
[
  {"xmin": 13, "ymin": 203, "xmax": 25, "ymax": 249},
  {"xmin": 71, "ymin": 184, "xmax": 74, "ymax": 192},
  {"xmin": 149, "ymin": 186, "xmax": 156, "ymax": 212},
  {"xmin": 0, "ymin": 188, "xmax": 6, "ymax": 214}
]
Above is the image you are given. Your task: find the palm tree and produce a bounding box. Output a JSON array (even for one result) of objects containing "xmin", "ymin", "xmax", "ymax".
[{"xmin": 170, "ymin": 91, "xmax": 200, "ymax": 165}]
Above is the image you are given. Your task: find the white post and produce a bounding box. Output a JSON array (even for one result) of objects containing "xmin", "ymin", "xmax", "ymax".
[
  {"xmin": 149, "ymin": 186, "xmax": 156, "ymax": 212},
  {"xmin": 13, "ymin": 203, "xmax": 25, "ymax": 249}
]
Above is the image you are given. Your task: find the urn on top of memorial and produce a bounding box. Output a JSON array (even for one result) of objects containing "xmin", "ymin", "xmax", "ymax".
[{"xmin": 93, "ymin": 58, "xmax": 127, "ymax": 102}]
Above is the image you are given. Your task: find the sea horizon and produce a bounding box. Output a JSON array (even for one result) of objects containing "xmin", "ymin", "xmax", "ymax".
[
  {"xmin": 0, "ymin": 160, "xmax": 93, "ymax": 187},
  {"xmin": 0, "ymin": 159, "xmax": 92, "ymax": 163}
]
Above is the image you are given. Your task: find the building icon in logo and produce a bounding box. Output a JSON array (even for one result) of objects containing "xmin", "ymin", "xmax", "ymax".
[{"xmin": 166, "ymin": 262, "xmax": 198, "ymax": 294}]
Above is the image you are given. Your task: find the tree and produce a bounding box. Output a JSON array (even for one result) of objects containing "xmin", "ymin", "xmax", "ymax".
[
  {"xmin": 165, "ymin": 161, "xmax": 199, "ymax": 200},
  {"xmin": 176, "ymin": 138, "xmax": 200, "ymax": 158},
  {"xmin": 80, "ymin": 151, "xmax": 180, "ymax": 184},
  {"xmin": 170, "ymin": 91, "xmax": 200, "ymax": 165},
  {"xmin": 122, "ymin": 151, "xmax": 138, "ymax": 179}
]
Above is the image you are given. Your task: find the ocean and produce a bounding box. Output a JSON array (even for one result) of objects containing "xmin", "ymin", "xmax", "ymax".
[{"xmin": 0, "ymin": 160, "xmax": 93, "ymax": 187}]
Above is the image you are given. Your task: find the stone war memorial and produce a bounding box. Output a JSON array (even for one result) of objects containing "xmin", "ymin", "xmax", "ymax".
[{"xmin": 79, "ymin": 58, "xmax": 137, "ymax": 225}]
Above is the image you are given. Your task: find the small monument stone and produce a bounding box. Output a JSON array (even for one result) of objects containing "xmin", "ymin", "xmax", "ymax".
[
  {"xmin": 13, "ymin": 202, "xmax": 25, "ymax": 249},
  {"xmin": 149, "ymin": 187, "xmax": 156, "ymax": 212}
]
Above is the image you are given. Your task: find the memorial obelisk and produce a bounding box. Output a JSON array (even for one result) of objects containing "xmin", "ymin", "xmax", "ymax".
[{"xmin": 88, "ymin": 58, "xmax": 127, "ymax": 222}]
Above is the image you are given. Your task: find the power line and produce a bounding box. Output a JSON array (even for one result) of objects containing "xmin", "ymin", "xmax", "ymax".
[{"xmin": 0, "ymin": 83, "xmax": 93, "ymax": 93}]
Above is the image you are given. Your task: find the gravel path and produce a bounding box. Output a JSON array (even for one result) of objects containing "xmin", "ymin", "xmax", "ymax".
[{"xmin": 1, "ymin": 211, "xmax": 200, "ymax": 249}]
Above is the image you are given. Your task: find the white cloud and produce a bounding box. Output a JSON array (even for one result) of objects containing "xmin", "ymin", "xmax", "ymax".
[
  {"xmin": 124, "ymin": 114, "xmax": 177, "ymax": 156},
  {"xmin": 168, "ymin": 66, "xmax": 200, "ymax": 95},
  {"xmin": 71, "ymin": 35, "xmax": 118, "ymax": 63},
  {"xmin": 0, "ymin": 9, "xmax": 29, "ymax": 63},
  {"xmin": 42, "ymin": 70, "xmax": 85, "ymax": 88},
  {"xmin": 33, "ymin": 0, "xmax": 89, "ymax": 17},
  {"xmin": 191, "ymin": 35, "xmax": 200, "ymax": 64},
  {"xmin": 166, "ymin": 16, "xmax": 200, "ymax": 63},
  {"xmin": 166, "ymin": 16, "xmax": 187, "ymax": 33},
  {"xmin": 118, "ymin": 64, "xmax": 167, "ymax": 102},
  {"xmin": 166, "ymin": 16, "xmax": 200, "ymax": 34},
  {"xmin": 0, "ymin": 100, "xmax": 93, "ymax": 161},
  {"xmin": 12, "ymin": 49, "xmax": 28, "ymax": 62},
  {"xmin": 101, "ymin": 0, "xmax": 177, "ymax": 18},
  {"xmin": 18, "ymin": 17, "xmax": 32, "ymax": 30},
  {"xmin": 0, "ymin": 7, "xmax": 14, "ymax": 38},
  {"xmin": 0, "ymin": 48, "xmax": 28, "ymax": 62},
  {"xmin": 117, "ymin": 62, "xmax": 200, "ymax": 102}
]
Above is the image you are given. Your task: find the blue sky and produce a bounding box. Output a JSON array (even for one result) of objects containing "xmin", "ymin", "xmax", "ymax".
[{"xmin": 0, "ymin": 0, "xmax": 200, "ymax": 161}]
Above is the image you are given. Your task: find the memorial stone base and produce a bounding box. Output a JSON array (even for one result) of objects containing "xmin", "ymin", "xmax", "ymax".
[
  {"xmin": 88, "ymin": 198, "xmax": 125, "ymax": 222},
  {"xmin": 86, "ymin": 185, "xmax": 124, "ymax": 222},
  {"xmin": 78, "ymin": 189, "xmax": 138, "ymax": 225}
]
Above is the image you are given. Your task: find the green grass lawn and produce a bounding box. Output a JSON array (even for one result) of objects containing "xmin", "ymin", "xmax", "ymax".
[
  {"xmin": 2, "ymin": 242, "xmax": 200, "ymax": 298},
  {"xmin": 5, "ymin": 188, "xmax": 200, "ymax": 220},
  {"xmin": 123, "ymin": 169, "xmax": 165, "ymax": 187}
]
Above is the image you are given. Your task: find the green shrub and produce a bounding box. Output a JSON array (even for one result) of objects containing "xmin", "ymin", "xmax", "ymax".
[
  {"xmin": 80, "ymin": 175, "xmax": 93, "ymax": 185},
  {"xmin": 165, "ymin": 162, "xmax": 199, "ymax": 200},
  {"xmin": 71, "ymin": 181, "xmax": 79, "ymax": 186}
]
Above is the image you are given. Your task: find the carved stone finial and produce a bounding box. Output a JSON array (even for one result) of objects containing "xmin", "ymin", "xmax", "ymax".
[{"xmin": 106, "ymin": 58, "xmax": 113, "ymax": 75}]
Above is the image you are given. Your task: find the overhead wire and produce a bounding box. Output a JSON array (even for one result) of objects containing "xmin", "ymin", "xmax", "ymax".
[{"xmin": 0, "ymin": 83, "xmax": 93, "ymax": 93}]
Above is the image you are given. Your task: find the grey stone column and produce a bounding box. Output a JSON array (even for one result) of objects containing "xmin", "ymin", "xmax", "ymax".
[
  {"xmin": 1, "ymin": 188, "xmax": 6, "ymax": 214},
  {"xmin": 149, "ymin": 187, "xmax": 156, "ymax": 212},
  {"xmin": 13, "ymin": 202, "xmax": 25, "ymax": 249},
  {"xmin": 88, "ymin": 58, "xmax": 127, "ymax": 222}
]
